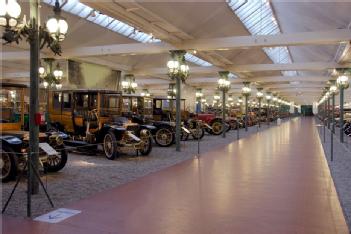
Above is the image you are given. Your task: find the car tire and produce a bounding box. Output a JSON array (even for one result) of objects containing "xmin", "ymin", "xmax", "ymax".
[
  {"xmin": 154, "ymin": 127, "xmax": 174, "ymax": 147},
  {"xmin": 211, "ymin": 120, "xmax": 224, "ymax": 135},
  {"xmin": 1, "ymin": 146, "xmax": 17, "ymax": 182},
  {"xmin": 140, "ymin": 136, "xmax": 152, "ymax": 156},
  {"xmin": 192, "ymin": 128, "xmax": 205, "ymax": 140},
  {"xmin": 181, "ymin": 130, "xmax": 189, "ymax": 141},
  {"xmin": 45, "ymin": 144, "xmax": 68, "ymax": 173},
  {"xmin": 103, "ymin": 130, "xmax": 119, "ymax": 160}
]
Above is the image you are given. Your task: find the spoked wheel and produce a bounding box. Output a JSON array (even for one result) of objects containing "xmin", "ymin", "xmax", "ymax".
[
  {"xmin": 45, "ymin": 144, "xmax": 68, "ymax": 172},
  {"xmin": 1, "ymin": 147, "xmax": 17, "ymax": 182},
  {"xmin": 155, "ymin": 128, "xmax": 174, "ymax": 147},
  {"xmin": 211, "ymin": 121, "xmax": 224, "ymax": 135},
  {"xmin": 181, "ymin": 130, "xmax": 189, "ymax": 141},
  {"xmin": 103, "ymin": 130, "xmax": 119, "ymax": 160},
  {"xmin": 191, "ymin": 127, "xmax": 205, "ymax": 140},
  {"xmin": 139, "ymin": 136, "xmax": 152, "ymax": 156}
]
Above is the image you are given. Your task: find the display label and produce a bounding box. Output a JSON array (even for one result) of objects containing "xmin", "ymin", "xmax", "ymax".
[
  {"xmin": 34, "ymin": 208, "xmax": 81, "ymax": 223},
  {"xmin": 39, "ymin": 143, "xmax": 58, "ymax": 156}
]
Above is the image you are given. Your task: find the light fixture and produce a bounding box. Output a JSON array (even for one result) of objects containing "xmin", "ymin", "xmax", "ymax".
[
  {"xmin": 266, "ymin": 92, "xmax": 272, "ymax": 101},
  {"xmin": 0, "ymin": 0, "xmax": 21, "ymax": 27},
  {"xmin": 39, "ymin": 58, "xmax": 63, "ymax": 89},
  {"xmin": 167, "ymin": 50, "xmax": 189, "ymax": 82},
  {"xmin": 256, "ymin": 90, "xmax": 264, "ymax": 99},
  {"xmin": 53, "ymin": 64, "xmax": 63, "ymax": 80},
  {"xmin": 337, "ymin": 75, "xmax": 349, "ymax": 89},
  {"xmin": 122, "ymin": 74, "xmax": 138, "ymax": 94},
  {"xmin": 46, "ymin": 0, "xmax": 68, "ymax": 41},
  {"xmin": 329, "ymin": 84, "xmax": 337, "ymax": 94},
  {"xmin": 195, "ymin": 88, "xmax": 203, "ymax": 98},
  {"xmin": 217, "ymin": 71, "xmax": 231, "ymax": 92},
  {"xmin": 228, "ymin": 95, "xmax": 233, "ymax": 102},
  {"xmin": 241, "ymin": 82, "xmax": 251, "ymax": 97},
  {"xmin": 213, "ymin": 92, "xmax": 221, "ymax": 100}
]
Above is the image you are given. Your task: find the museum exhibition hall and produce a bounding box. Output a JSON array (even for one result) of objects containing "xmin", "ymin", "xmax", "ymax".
[{"xmin": 1, "ymin": 0, "xmax": 351, "ymax": 233}]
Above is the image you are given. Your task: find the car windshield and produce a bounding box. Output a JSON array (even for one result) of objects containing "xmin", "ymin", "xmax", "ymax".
[{"xmin": 0, "ymin": 87, "xmax": 25, "ymax": 123}]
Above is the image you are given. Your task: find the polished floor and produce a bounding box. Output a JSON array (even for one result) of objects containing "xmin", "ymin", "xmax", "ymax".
[{"xmin": 2, "ymin": 117, "xmax": 349, "ymax": 234}]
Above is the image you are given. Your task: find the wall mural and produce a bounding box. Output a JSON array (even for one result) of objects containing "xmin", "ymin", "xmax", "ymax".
[{"xmin": 68, "ymin": 60, "xmax": 121, "ymax": 90}]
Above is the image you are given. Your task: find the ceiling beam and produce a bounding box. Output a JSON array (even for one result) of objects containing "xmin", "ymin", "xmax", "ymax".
[
  {"xmin": 247, "ymin": 75, "xmax": 330, "ymax": 82},
  {"xmin": 3, "ymin": 29, "xmax": 349, "ymax": 60},
  {"xmin": 229, "ymin": 62, "xmax": 350, "ymax": 72},
  {"xmin": 176, "ymin": 29, "xmax": 351, "ymax": 51}
]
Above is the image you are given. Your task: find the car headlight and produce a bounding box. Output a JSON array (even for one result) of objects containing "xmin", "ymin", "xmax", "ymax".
[
  {"xmin": 140, "ymin": 129, "xmax": 150, "ymax": 138},
  {"xmin": 55, "ymin": 135, "xmax": 64, "ymax": 145}
]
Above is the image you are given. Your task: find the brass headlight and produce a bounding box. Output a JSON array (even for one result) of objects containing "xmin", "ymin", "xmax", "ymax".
[
  {"xmin": 55, "ymin": 135, "xmax": 64, "ymax": 145},
  {"xmin": 140, "ymin": 129, "xmax": 150, "ymax": 138}
]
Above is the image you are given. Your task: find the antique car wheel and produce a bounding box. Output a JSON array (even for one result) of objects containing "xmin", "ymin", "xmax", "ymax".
[
  {"xmin": 155, "ymin": 128, "xmax": 174, "ymax": 147},
  {"xmin": 1, "ymin": 147, "xmax": 17, "ymax": 182},
  {"xmin": 181, "ymin": 130, "xmax": 189, "ymax": 141},
  {"xmin": 139, "ymin": 136, "xmax": 152, "ymax": 156},
  {"xmin": 103, "ymin": 131, "xmax": 119, "ymax": 160},
  {"xmin": 45, "ymin": 144, "xmax": 68, "ymax": 173},
  {"xmin": 211, "ymin": 121, "xmax": 224, "ymax": 135},
  {"xmin": 192, "ymin": 128, "xmax": 205, "ymax": 140}
]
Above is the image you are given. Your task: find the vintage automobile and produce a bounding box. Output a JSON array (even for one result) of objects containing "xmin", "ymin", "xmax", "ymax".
[
  {"xmin": 0, "ymin": 83, "xmax": 67, "ymax": 182},
  {"xmin": 196, "ymin": 113, "xmax": 226, "ymax": 135},
  {"xmin": 121, "ymin": 95, "xmax": 177, "ymax": 147},
  {"xmin": 48, "ymin": 90, "xmax": 153, "ymax": 159}
]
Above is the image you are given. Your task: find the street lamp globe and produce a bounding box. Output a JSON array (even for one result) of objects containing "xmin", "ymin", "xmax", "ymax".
[
  {"xmin": 39, "ymin": 66, "xmax": 45, "ymax": 77},
  {"xmin": 337, "ymin": 75, "xmax": 349, "ymax": 89},
  {"xmin": 330, "ymin": 85, "xmax": 337, "ymax": 94},
  {"xmin": 266, "ymin": 92, "xmax": 272, "ymax": 101},
  {"xmin": 195, "ymin": 88, "xmax": 203, "ymax": 98},
  {"xmin": 53, "ymin": 65, "xmax": 63, "ymax": 80},
  {"xmin": 241, "ymin": 82, "xmax": 251, "ymax": 97},
  {"xmin": 46, "ymin": 0, "xmax": 68, "ymax": 41},
  {"xmin": 167, "ymin": 50, "xmax": 189, "ymax": 82},
  {"xmin": 0, "ymin": 0, "xmax": 21, "ymax": 27}
]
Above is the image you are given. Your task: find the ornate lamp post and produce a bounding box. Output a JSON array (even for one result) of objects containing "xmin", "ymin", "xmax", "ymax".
[
  {"xmin": 218, "ymin": 71, "xmax": 231, "ymax": 138},
  {"xmin": 326, "ymin": 88, "xmax": 331, "ymax": 129},
  {"xmin": 195, "ymin": 88, "xmax": 203, "ymax": 113},
  {"xmin": 329, "ymin": 81, "xmax": 337, "ymax": 134},
  {"xmin": 266, "ymin": 92, "xmax": 272, "ymax": 125},
  {"xmin": 167, "ymin": 50, "xmax": 189, "ymax": 152},
  {"xmin": 122, "ymin": 74, "xmax": 138, "ymax": 94},
  {"xmin": 337, "ymin": 74, "xmax": 349, "ymax": 143},
  {"xmin": 1, "ymin": 0, "xmax": 67, "ymax": 215},
  {"xmin": 39, "ymin": 58, "xmax": 63, "ymax": 89},
  {"xmin": 242, "ymin": 82, "xmax": 251, "ymax": 132},
  {"xmin": 256, "ymin": 88, "xmax": 264, "ymax": 128}
]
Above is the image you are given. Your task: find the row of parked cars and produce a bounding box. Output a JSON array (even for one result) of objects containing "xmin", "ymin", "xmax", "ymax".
[{"xmin": 0, "ymin": 83, "xmax": 285, "ymax": 182}]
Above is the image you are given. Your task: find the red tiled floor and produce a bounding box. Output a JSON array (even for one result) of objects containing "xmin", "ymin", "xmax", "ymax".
[{"xmin": 2, "ymin": 117, "xmax": 349, "ymax": 234}]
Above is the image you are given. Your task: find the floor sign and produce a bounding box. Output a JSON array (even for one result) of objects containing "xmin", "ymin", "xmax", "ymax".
[{"xmin": 34, "ymin": 208, "xmax": 81, "ymax": 223}]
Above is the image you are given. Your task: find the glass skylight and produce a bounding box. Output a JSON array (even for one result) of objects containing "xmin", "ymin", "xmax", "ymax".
[
  {"xmin": 227, "ymin": 0, "xmax": 297, "ymax": 76},
  {"xmin": 43, "ymin": 0, "xmax": 212, "ymax": 67},
  {"xmin": 185, "ymin": 53, "xmax": 212, "ymax": 67}
]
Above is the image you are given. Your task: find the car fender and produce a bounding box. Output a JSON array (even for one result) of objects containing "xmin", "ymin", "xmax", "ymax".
[
  {"xmin": 0, "ymin": 135, "xmax": 22, "ymax": 146},
  {"xmin": 98, "ymin": 125, "xmax": 126, "ymax": 142},
  {"xmin": 140, "ymin": 125, "xmax": 156, "ymax": 131},
  {"xmin": 209, "ymin": 118, "xmax": 223, "ymax": 125}
]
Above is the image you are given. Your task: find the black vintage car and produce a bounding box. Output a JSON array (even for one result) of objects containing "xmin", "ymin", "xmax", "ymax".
[
  {"xmin": 48, "ymin": 89, "xmax": 154, "ymax": 159},
  {"xmin": 1, "ymin": 83, "xmax": 67, "ymax": 182},
  {"xmin": 121, "ymin": 94, "xmax": 177, "ymax": 147}
]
